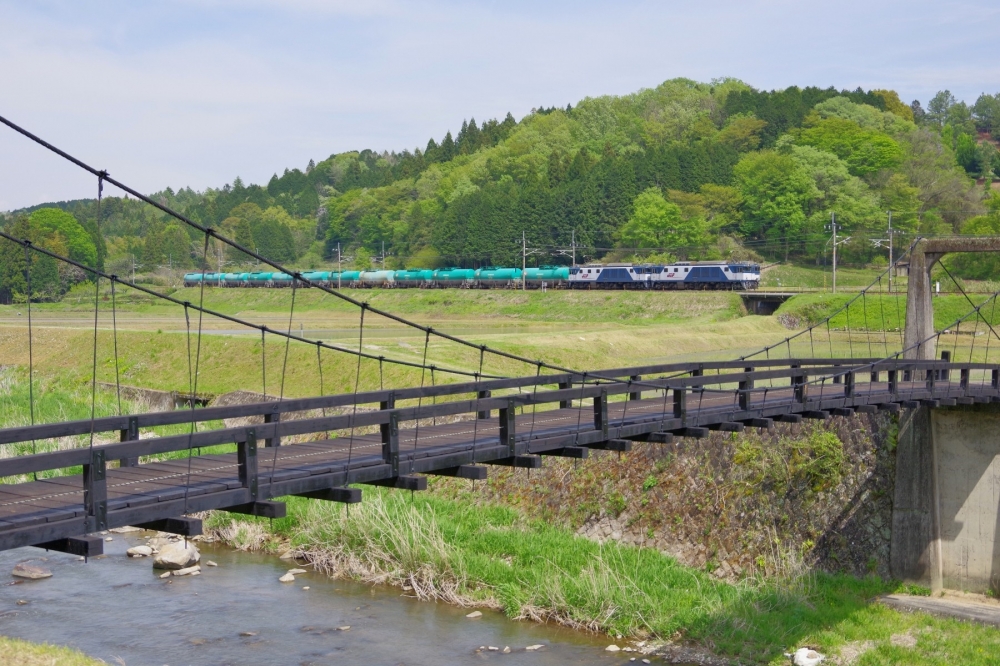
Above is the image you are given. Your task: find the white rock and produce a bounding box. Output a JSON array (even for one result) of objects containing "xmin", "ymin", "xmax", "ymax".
[
  {"xmin": 279, "ymin": 573, "xmax": 295, "ymax": 583},
  {"xmin": 206, "ymin": 561, "xmax": 218, "ymax": 567},
  {"xmin": 525, "ymin": 645, "xmax": 545, "ymax": 651},
  {"xmin": 287, "ymin": 568, "xmax": 307, "ymax": 575},
  {"xmin": 606, "ymin": 645, "xmax": 621, "ymax": 652},
  {"xmin": 302, "ymin": 586, "xmax": 310, "ymax": 590},
  {"xmin": 173, "ymin": 565, "xmax": 201, "ymax": 577},
  {"xmin": 791, "ymin": 647, "xmax": 825, "ymax": 666},
  {"xmin": 337, "ymin": 626, "xmax": 350, "ymax": 631},
  {"xmin": 105, "ymin": 537, "xmax": 113, "ymax": 542},
  {"xmin": 503, "ymin": 646, "xmax": 510, "ymax": 653},
  {"xmin": 109, "ymin": 526, "xmax": 142, "ymax": 533},
  {"xmin": 279, "ymin": 550, "xmax": 297, "ymax": 560},
  {"xmin": 12, "ymin": 563, "xmax": 52, "ymax": 580},
  {"xmin": 152, "ymin": 541, "xmax": 200, "ymax": 570},
  {"xmin": 466, "ymin": 611, "xmax": 483, "ymax": 619},
  {"xmin": 159, "ymin": 571, "xmax": 171, "ymax": 579},
  {"xmin": 127, "ymin": 546, "xmax": 153, "ymax": 558},
  {"xmin": 488, "ymin": 646, "xmax": 499, "ymax": 651}
]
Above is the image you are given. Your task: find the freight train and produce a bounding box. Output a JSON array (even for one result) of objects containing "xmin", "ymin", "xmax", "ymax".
[{"xmin": 182, "ymin": 262, "xmax": 760, "ymax": 290}]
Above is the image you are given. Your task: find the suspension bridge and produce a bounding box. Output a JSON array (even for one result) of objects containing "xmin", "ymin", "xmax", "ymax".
[{"xmin": 3, "ymin": 115, "xmax": 1000, "ymax": 596}]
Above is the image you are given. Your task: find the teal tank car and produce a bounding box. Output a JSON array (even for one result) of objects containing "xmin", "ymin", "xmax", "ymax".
[
  {"xmin": 432, "ymin": 268, "xmax": 476, "ymax": 287},
  {"xmin": 475, "ymin": 267, "xmax": 522, "ymax": 288}
]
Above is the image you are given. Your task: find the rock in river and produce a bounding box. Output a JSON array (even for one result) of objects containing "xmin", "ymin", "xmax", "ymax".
[
  {"xmin": 127, "ymin": 546, "xmax": 153, "ymax": 558},
  {"xmin": 12, "ymin": 563, "xmax": 52, "ymax": 579},
  {"xmin": 153, "ymin": 541, "xmax": 200, "ymax": 570}
]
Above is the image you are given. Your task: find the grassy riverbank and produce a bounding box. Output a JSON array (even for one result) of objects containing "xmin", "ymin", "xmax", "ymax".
[
  {"xmin": 207, "ymin": 490, "xmax": 1000, "ymax": 666},
  {"xmin": 0, "ymin": 637, "xmax": 102, "ymax": 665}
]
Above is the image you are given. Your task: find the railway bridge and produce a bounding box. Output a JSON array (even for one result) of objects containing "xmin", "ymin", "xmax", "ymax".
[{"xmin": 4, "ymin": 114, "xmax": 1000, "ymax": 596}]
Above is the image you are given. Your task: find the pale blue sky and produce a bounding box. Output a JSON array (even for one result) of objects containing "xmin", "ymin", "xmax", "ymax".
[{"xmin": 1, "ymin": 0, "xmax": 998, "ymax": 211}]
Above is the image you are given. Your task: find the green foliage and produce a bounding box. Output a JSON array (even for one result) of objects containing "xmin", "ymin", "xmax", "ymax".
[
  {"xmin": 29, "ymin": 208, "xmax": 98, "ymax": 268},
  {"xmin": 618, "ymin": 187, "xmax": 707, "ymax": 255},
  {"xmin": 733, "ymin": 428, "xmax": 846, "ymax": 494},
  {"xmin": 8, "ymin": 80, "xmax": 987, "ymax": 275}
]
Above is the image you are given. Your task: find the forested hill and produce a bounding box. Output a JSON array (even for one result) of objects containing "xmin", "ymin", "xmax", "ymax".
[{"xmin": 4, "ymin": 78, "xmax": 1000, "ymax": 300}]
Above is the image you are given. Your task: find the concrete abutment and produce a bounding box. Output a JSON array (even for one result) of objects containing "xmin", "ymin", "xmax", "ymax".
[{"xmin": 892, "ymin": 403, "xmax": 1000, "ymax": 594}]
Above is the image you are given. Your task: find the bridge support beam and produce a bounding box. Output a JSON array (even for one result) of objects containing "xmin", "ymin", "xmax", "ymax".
[
  {"xmin": 134, "ymin": 516, "xmax": 203, "ymax": 537},
  {"xmin": 34, "ymin": 535, "xmax": 104, "ymax": 558}
]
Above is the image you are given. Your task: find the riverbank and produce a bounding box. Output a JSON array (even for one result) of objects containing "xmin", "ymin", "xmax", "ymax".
[
  {"xmin": 0, "ymin": 637, "xmax": 102, "ymax": 665},
  {"xmin": 206, "ymin": 490, "xmax": 1000, "ymax": 666}
]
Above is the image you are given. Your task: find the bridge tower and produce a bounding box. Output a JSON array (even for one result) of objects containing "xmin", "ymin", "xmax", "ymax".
[{"xmin": 903, "ymin": 237, "xmax": 1000, "ymax": 360}]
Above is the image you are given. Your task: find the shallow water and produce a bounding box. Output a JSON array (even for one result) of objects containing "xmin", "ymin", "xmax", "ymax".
[{"xmin": 0, "ymin": 536, "xmax": 671, "ymax": 666}]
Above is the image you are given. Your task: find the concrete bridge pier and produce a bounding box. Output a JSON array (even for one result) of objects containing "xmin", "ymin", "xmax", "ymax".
[{"xmin": 892, "ymin": 403, "xmax": 1000, "ymax": 594}]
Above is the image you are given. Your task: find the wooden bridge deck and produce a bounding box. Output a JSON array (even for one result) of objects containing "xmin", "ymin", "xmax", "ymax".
[{"xmin": 1, "ymin": 358, "xmax": 998, "ymax": 556}]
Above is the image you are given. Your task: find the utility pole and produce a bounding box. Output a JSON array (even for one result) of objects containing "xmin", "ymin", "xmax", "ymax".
[
  {"xmin": 887, "ymin": 210, "xmax": 893, "ymax": 294},
  {"xmin": 832, "ymin": 212, "xmax": 837, "ymax": 294},
  {"xmin": 571, "ymin": 229, "xmax": 576, "ymax": 267},
  {"xmin": 381, "ymin": 241, "xmax": 386, "ymax": 270},
  {"xmin": 337, "ymin": 242, "xmax": 342, "ymax": 290},
  {"xmin": 522, "ymin": 231, "xmax": 526, "ymax": 291}
]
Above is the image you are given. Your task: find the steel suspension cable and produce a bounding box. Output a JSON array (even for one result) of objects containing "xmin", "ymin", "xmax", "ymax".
[
  {"xmin": 110, "ymin": 279, "xmax": 122, "ymax": 416},
  {"xmin": 411, "ymin": 329, "xmax": 432, "ymax": 455},
  {"xmin": 270, "ymin": 277, "xmax": 299, "ymax": 495}
]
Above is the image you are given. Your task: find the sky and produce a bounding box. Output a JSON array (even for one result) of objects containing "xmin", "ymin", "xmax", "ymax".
[{"xmin": 1, "ymin": 0, "xmax": 998, "ymax": 211}]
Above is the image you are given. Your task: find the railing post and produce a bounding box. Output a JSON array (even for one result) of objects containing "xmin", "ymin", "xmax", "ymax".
[
  {"xmin": 264, "ymin": 410, "xmax": 280, "ymax": 448},
  {"xmin": 499, "ymin": 399, "xmax": 516, "ymax": 457},
  {"xmin": 673, "ymin": 387, "xmax": 687, "ymax": 425},
  {"xmin": 237, "ymin": 428, "xmax": 258, "ymax": 501},
  {"xmin": 381, "ymin": 411, "xmax": 399, "ymax": 476},
  {"xmin": 593, "ymin": 389, "xmax": 608, "ymax": 437},
  {"xmin": 844, "ymin": 371, "xmax": 854, "ymax": 398},
  {"xmin": 84, "ymin": 448, "xmax": 108, "ymax": 533},
  {"xmin": 629, "ymin": 375, "xmax": 641, "ymax": 401},
  {"xmin": 926, "ymin": 364, "xmax": 935, "ymax": 391},
  {"xmin": 992, "ymin": 369, "xmax": 998, "ymax": 390},
  {"xmin": 888, "ymin": 369, "xmax": 898, "ymax": 396},
  {"xmin": 870, "ymin": 370, "xmax": 879, "ymax": 383},
  {"xmin": 477, "ymin": 390, "xmax": 491, "ymax": 419},
  {"xmin": 118, "ymin": 415, "xmax": 139, "ymax": 468},
  {"xmin": 558, "ymin": 381, "xmax": 572, "ymax": 409},
  {"xmin": 940, "ymin": 350, "xmax": 951, "ymax": 383},
  {"xmin": 833, "ymin": 364, "xmax": 842, "ymax": 384},
  {"xmin": 380, "ymin": 392, "xmax": 396, "ymax": 411},
  {"xmin": 960, "ymin": 368, "xmax": 970, "ymax": 391},
  {"xmin": 738, "ymin": 367, "xmax": 753, "ymax": 411},
  {"xmin": 792, "ymin": 364, "xmax": 806, "ymax": 403}
]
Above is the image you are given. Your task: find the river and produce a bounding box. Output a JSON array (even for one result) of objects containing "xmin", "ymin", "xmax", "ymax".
[{"xmin": 0, "ymin": 534, "xmax": 669, "ymax": 666}]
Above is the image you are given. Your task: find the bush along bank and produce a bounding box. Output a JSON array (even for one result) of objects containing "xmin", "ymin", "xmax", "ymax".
[{"xmin": 205, "ymin": 414, "xmax": 1000, "ymax": 665}]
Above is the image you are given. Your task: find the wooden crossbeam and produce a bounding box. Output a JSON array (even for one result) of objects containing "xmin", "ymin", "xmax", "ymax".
[
  {"xmin": 295, "ymin": 487, "xmax": 362, "ymax": 504},
  {"xmin": 134, "ymin": 516, "xmax": 202, "ymax": 537},
  {"xmin": 646, "ymin": 432, "xmax": 674, "ymax": 444},
  {"xmin": 879, "ymin": 402, "xmax": 901, "ymax": 412},
  {"xmin": 673, "ymin": 427, "xmax": 709, "ymax": 438},
  {"xmin": 33, "ymin": 535, "xmax": 103, "ymax": 557},
  {"xmin": 486, "ymin": 455, "xmax": 542, "ymax": 468},
  {"xmin": 802, "ymin": 411, "xmax": 830, "ymax": 420},
  {"xmin": 830, "ymin": 407, "xmax": 855, "ymax": 417},
  {"xmin": 365, "ymin": 475, "xmax": 427, "ymax": 491},
  {"xmin": 542, "ymin": 446, "xmax": 589, "ymax": 459},
  {"xmin": 855, "ymin": 405, "xmax": 878, "ymax": 414},
  {"xmin": 592, "ymin": 439, "xmax": 634, "ymax": 451},
  {"xmin": 225, "ymin": 500, "xmax": 286, "ymax": 519},
  {"xmin": 742, "ymin": 418, "xmax": 773, "ymax": 428},
  {"xmin": 428, "ymin": 465, "xmax": 488, "ymax": 480},
  {"xmin": 776, "ymin": 414, "xmax": 802, "ymax": 423},
  {"xmin": 708, "ymin": 422, "xmax": 744, "ymax": 432}
]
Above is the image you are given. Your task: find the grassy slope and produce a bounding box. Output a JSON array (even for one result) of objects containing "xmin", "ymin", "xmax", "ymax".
[
  {"xmin": 760, "ymin": 264, "xmax": 884, "ymax": 290},
  {"xmin": 0, "ymin": 290, "xmax": 790, "ymax": 397},
  {"xmin": 0, "ymin": 637, "xmax": 102, "ymax": 665},
  {"xmin": 209, "ymin": 491, "xmax": 1000, "ymax": 666},
  {"xmin": 776, "ymin": 293, "xmax": 1000, "ymax": 331}
]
